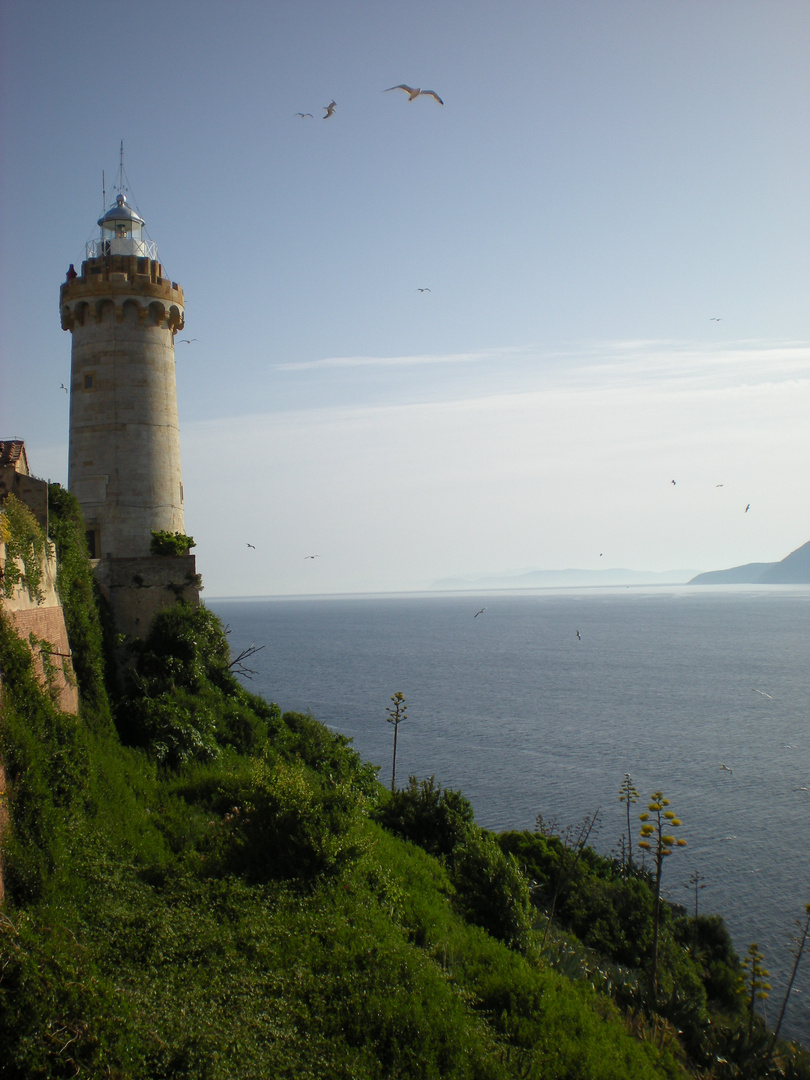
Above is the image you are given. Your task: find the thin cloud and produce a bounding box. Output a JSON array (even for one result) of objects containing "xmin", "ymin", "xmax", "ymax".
[{"xmin": 276, "ymin": 350, "xmax": 500, "ymax": 372}]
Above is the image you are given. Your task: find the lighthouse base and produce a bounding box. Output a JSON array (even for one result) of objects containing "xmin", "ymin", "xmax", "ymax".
[{"xmin": 93, "ymin": 554, "xmax": 201, "ymax": 643}]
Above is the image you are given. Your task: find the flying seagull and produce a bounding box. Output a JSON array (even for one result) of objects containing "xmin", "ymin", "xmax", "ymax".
[
  {"xmin": 323, "ymin": 100, "xmax": 337, "ymax": 119},
  {"xmin": 178, "ymin": 338, "xmax": 198, "ymax": 344},
  {"xmin": 473, "ymin": 607, "xmax": 487, "ymax": 618},
  {"xmin": 576, "ymin": 630, "xmax": 581, "ymax": 641},
  {"xmin": 671, "ymin": 479, "xmax": 676, "ymax": 486},
  {"xmin": 385, "ymin": 84, "xmax": 444, "ymax": 105},
  {"xmin": 416, "ymin": 287, "xmax": 431, "ymax": 292},
  {"xmin": 745, "ymin": 503, "xmax": 750, "ymax": 513},
  {"xmin": 246, "ymin": 543, "xmax": 255, "ymax": 549},
  {"xmin": 709, "ymin": 317, "xmax": 722, "ymax": 322},
  {"xmin": 305, "ymin": 554, "xmax": 320, "ymax": 560},
  {"xmin": 60, "ymin": 383, "xmax": 68, "ymax": 393},
  {"xmin": 294, "ymin": 112, "xmax": 314, "ymax": 118},
  {"xmin": 751, "ymin": 688, "xmax": 773, "ymax": 700},
  {"xmin": 720, "ymin": 763, "xmax": 733, "ymax": 775}
]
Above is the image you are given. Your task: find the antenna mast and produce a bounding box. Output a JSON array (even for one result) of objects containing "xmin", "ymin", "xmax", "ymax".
[
  {"xmin": 117, "ymin": 140, "xmax": 125, "ymax": 196},
  {"xmin": 102, "ymin": 170, "xmax": 106, "ymax": 213}
]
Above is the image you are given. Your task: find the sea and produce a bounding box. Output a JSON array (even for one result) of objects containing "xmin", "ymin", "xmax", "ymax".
[{"xmin": 208, "ymin": 586, "xmax": 810, "ymax": 1048}]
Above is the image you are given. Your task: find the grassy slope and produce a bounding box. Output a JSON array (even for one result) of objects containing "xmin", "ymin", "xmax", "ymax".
[{"xmin": 2, "ymin": 487, "xmax": 803, "ymax": 1079}]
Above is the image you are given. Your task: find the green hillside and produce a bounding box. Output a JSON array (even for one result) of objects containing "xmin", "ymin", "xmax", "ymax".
[{"xmin": 0, "ymin": 487, "xmax": 808, "ymax": 1079}]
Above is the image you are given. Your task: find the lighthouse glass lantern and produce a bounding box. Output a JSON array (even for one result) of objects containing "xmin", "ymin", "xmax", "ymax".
[{"xmin": 87, "ymin": 193, "xmax": 156, "ymax": 259}]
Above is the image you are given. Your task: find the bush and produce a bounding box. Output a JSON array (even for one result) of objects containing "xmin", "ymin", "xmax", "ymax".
[
  {"xmin": 673, "ymin": 914, "xmax": 743, "ymax": 1011},
  {"xmin": 375, "ymin": 774, "xmax": 475, "ymax": 857},
  {"xmin": 282, "ymin": 711, "xmax": 380, "ymax": 796},
  {"xmin": 450, "ymin": 831, "xmax": 533, "ymax": 951},
  {"xmin": 220, "ymin": 759, "xmax": 368, "ymax": 884},
  {"xmin": 149, "ymin": 530, "xmax": 195, "ymax": 556}
]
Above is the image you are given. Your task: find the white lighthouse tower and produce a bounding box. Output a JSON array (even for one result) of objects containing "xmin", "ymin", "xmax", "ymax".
[{"xmin": 60, "ymin": 183, "xmax": 199, "ymax": 639}]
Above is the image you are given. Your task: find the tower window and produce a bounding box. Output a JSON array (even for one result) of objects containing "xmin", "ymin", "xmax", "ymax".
[
  {"xmin": 85, "ymin": 527, "xmax": 100, "ymax": 559},
  {"xmin": 84, "ymin": 373, "xmax": 94, "ymax": 390}
]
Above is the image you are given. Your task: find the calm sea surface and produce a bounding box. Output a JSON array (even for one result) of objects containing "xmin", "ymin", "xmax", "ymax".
[{"xmin": 209, "ymin": 586, "xmax": 810, "ymax": 1047}]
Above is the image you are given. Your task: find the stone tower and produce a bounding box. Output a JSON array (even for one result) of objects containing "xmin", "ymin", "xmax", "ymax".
[{"xmin": 60, "ymin": 190, "xmax": 199, "ymax": 640}]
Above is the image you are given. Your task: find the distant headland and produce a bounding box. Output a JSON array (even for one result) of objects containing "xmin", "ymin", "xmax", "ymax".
[
  {"xmin": 431, "ymin": 540, "xmax": 810, "ymax": 590},
  {"xmin": 689, "ymin": 539, "xmax": 810, "ymax": 585}
]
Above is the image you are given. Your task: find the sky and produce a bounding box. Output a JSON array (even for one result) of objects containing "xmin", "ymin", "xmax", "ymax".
[{"xmin": 1, "ymin": 0, "xmax": 808, "ymax": 597}]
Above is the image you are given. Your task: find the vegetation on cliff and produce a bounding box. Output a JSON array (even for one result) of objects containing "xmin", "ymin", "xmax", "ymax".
[{"xmin": 0, "ymin": 485, "xmax": 808, "ymax": 1078}]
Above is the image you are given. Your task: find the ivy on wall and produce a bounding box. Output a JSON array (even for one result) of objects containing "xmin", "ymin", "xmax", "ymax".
[{"xmin": 0, "ymin": 494, "xmax": 47, "ymax": 603}]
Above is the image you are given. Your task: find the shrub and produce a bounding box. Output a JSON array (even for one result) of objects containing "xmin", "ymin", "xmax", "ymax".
[
  {"xmin": 221, "ymin": 759, "xmax": 367, "ymax": 884},
  {"xmin": 149, "ymin": 529, "xmax": 195, "ymax": 556},
  {"xmin": 374, "ymin": 774, "xmax": 475, "ymax": 857},
  {"xmin": 282, "ymin": 711, "xmax": 380, "ymax": 796},
  {"xmin": 450, "ymin": 831, "xmax": 533, "ymax": 951}
]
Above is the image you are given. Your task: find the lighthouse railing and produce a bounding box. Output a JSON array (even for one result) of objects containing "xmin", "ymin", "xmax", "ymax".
[{"xmin": 86, "ymin": 237, "xmax": 158, "ymax": 260}]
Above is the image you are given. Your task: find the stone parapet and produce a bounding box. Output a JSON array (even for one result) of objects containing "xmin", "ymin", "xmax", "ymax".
[{"xmin": 60, "ymin": 256, "xmax": 184, "ymax": 332}]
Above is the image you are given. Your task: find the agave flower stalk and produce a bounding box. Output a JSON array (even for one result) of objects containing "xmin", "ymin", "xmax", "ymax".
[{"xmin": 638, "ymin": 791, "xmax": 687, "ymax": 999}]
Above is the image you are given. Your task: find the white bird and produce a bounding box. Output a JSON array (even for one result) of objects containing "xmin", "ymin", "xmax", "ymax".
[
  {"xmin": 576, "ymin": 630, "xmax": 581, "ymax": 641},
  {"xmin": 751, "ymin": 689, "xmax": 773, "ymax": 699},
  {"xmin": 323, "ymin": 101, "xmax": 337, "ymax": 119},
  {"xmin": 720, "ymin": 763, "xmax": 733, "ymax": 775},
  {"xmin": 473, "ymin": 607, "xmax": 487, "ymax": 618},
  {"xmin": 385, "ymin": 84, "xmax": 444, "ymax": 105}
]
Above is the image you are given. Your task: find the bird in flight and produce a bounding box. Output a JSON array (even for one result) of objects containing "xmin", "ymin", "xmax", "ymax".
[
  {"xmin": 720, "ymin": 763, "xmax": 733, "ymax": 775},
  {"xmin": 576, "ymin": 630, "xmax": 581, "ymax": 641},
  {"xmin": 671, "ymin": 480, "xmax": 676, "ymax": 486},
  {"xmin": 473, "ymin": 607, "xmax": 487, "ymax": 618},
  {"xmin": 385, "ymin": 84, "xmax": 444, "ymax": 105},
  {"xmin": 716, "ymin": 483, "xmax": 724, "ymax": 487},
  {"xmin": 60, "ymin": 383, "xmax": 68, "ymax": 393},
  {"xmin": 416, "ymin": 287, "xmax": 431, "ymax": 292},
  {"xmin": 178, "ymin": 338, "xmax": 198, "ymax": 344},
  {"xmin": 246, "ymin": 543, "xmax": 255, "ymax": 549},
  {"xmin": 745, "ymin": 503, "xmax": 750, "ymax": 513},
  {"xmin": 294, "ymin": 112, "xmax": 313, "ymax": 118},
  {"xmin": 751, "ymin": 688, "xmax": 773, "ymax": 700},
  {"xmin": 323, "ymin": 101, "xmax": 337, "ymax": 119},
  {"xmin": 709, "ymin": 317, "xmax": 722, "ymax": 322},
  {"xmin": 304, "ymin": 554, "xmax": 320, "ymax": 560}
]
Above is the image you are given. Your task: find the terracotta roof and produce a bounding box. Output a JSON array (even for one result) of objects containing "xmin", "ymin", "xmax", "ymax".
[{"xmin": 0, "ymin": 440, "xmax": 29, "ymax": 473}]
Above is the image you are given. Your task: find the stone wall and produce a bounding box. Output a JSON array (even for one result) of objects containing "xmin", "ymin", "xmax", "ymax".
[
  {"xmin": 94, "ymin": 553, "xmax": 200, "ymax": 641},
  {"xmin": 0, "ymin": 542, "xmax": 79, "ymax": 715}
]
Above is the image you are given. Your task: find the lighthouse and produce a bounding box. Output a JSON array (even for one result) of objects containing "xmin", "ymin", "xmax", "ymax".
[{"xmin": 60, "ymin": 187, "xmax": 199, "ymax": 639}]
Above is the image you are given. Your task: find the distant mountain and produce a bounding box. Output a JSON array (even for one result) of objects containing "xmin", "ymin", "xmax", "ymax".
[
  {"xmin": 689, "ymin": 540, "xmax": 810, "ymax": 585},
  {"xmin": 431, "ymin": 567, "xmax": 698, "ymax": 590}
]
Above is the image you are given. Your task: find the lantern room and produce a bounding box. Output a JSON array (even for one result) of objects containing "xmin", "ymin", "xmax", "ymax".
[{"xmin": 86, "ymin": 192, "xmax": 157, "ymax": 259}]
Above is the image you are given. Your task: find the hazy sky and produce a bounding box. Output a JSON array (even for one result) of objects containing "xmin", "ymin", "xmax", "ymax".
[{"xmin": 1, "ymin": 0, "xmax": 808, "ymax": 596}]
